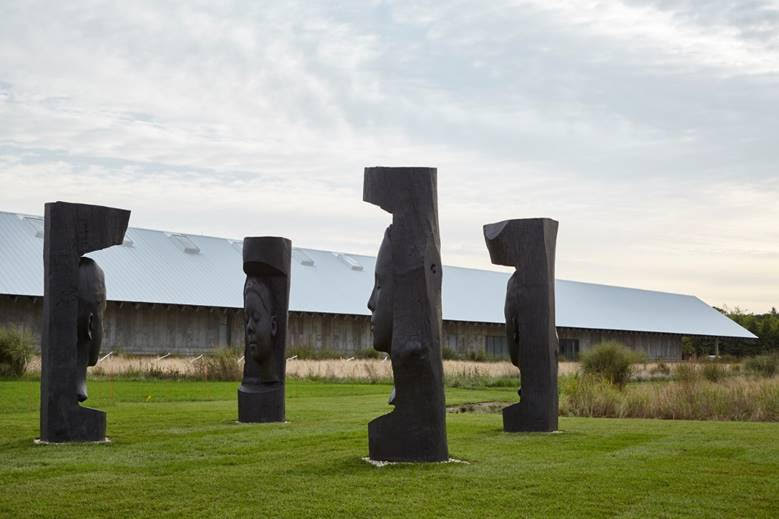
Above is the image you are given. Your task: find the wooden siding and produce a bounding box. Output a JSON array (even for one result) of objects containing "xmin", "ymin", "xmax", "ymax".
[{"xmin": 0, "ymin": 296, "xmax": 681, "ymax": 359}]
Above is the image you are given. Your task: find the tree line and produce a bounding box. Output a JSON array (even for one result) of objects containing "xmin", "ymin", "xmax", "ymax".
[{"xmin": 684, "ymin": 306, "xmax": 779, "ymax": 357}]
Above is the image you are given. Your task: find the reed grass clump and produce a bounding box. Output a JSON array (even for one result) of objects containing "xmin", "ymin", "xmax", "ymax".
[
  {"xmin": 702, "ymin": 362, "xmax": 727, "ymax": 382},
  {"xmin": 193, "ymin": 347, "xmax": 243, "ymax": 381},
  {"xmin": 674, "ymin": 362, "xmax": 699, "ymax": 382},
  {"xmin": 559, "ymin": 374, "xmax": 778, "ymax": 422}
]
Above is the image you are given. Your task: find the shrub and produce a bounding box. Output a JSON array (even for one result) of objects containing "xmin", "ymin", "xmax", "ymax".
[
  {"xmin": 0, "ymin": 327, "xmax": 34, "ymax": 377},
  {"xmin": 702, "ymin": 362, "xmax": 726, "ymax": 382},
  {"xmin": 579, "ymin": 341, "xmax": 644, "ymax": 387},
  {"xmin": 744, "ymin": 354, "xmax": 778, "ymax": 378},
  {"xmin": 193, "ymin": 347, "xmax": 242, "ymax": 381}
]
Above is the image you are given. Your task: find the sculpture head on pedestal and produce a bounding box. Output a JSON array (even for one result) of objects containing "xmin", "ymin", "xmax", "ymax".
[
  {"xmin": 237, "ymin": 236, "xmax": 290, "ymax": 423},
  {"xmin": 367, "ymin": 226, "xmax": 394, "ymax": 353},
  {"xmin": 244, "ymin": 277, "xmax": 278, "ymax": 381},
  {"xmin": 76, "ymin": 257, "xmax": 106, "ymax": 403}
]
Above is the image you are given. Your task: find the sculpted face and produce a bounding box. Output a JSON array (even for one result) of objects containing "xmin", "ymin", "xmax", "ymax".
[
  {"xmin": 505, "ymin": 272, "xmax": 520, "ymax": 368},
  {"xmin": 244, "ymin": 278, "xmax": 278, "ymax": 369},
  {"xmin": 368, "ymin": 227, "xmax": 394, "ymax": 353},
  {"xmin": 76, "ymin": 258, "xmax": 106, "ymax": 403}
]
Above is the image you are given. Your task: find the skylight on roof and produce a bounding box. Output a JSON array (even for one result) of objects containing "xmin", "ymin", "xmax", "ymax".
[
  {"xmin": 333, "ymin": 252, "xmax": 363, "ymax": 271},
  {"xmin": 293, "ymin": 249, "xmax": 315, "ymax": 267},
  {"xmin": 229, "ymin": 240, "xmax": 243, "ymax": 253},
  {"xmin": 20, "ymin": 216, "xmax": 44, "ymax": 238},
  {"xmin": 168, "ymin": 233, "xmax": 200, "ymax": 254}
]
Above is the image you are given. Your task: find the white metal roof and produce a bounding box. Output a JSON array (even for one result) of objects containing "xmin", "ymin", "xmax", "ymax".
[{"xmin": 0, "ymin": 210, "xmax": 756, "ymax": 339}]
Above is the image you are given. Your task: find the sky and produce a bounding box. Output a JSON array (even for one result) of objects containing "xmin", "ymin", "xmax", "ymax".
[{"xmin": 0, "ymin": 0, "xmax": 777, "ymax": 313}]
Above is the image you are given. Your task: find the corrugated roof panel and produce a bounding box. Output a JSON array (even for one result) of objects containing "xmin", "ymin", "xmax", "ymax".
[
  {"xmin": 0, "ymin": 210, "xmax": 756, "ymax": 339},
  {"xmin": 292, "ymin": 249, "xmax": 315, "ymax": 267}
]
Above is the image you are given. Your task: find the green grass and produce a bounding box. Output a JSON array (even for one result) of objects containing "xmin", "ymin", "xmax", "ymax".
[{"xmin": 1, "ymin": 380, "xmax": 777, "ymax": 518}]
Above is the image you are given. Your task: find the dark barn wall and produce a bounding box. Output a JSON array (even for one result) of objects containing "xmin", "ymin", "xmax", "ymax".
[
  {"xmin": 443, "ymin": 321, "xmax": 503, "ymax": 355},
  {"xmin": 104, "ymin": 303, "xmax": 242, "ymax": 355},
  {"xmin": 0, "ymin": 296, "xmax": 681, "ymax": 359},
  {"xmin": 287, "ymin": 312, "xmax": 372, "ymax": 353},
  {"xmin": 558, "ymin": 327, "xmax": 682, "ymax": 361},
  {"xmin": 0, "ymin": 295, "xmax": 42, "ymax": 341}
]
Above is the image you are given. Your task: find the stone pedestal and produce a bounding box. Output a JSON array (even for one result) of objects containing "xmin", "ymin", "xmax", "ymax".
[{"xmin": 238, "ymin": 384, "xmax": 285, "ymax": 423}]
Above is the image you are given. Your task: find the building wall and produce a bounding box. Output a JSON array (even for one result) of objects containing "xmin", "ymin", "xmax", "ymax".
[
  {"xmin": 558, "ymin": 327, "xmax": 682, "ymax": 361},
  {"xmin": 0, "ymin": 295, "xmax": 42, "ymax": 340},
  {"xmin": 0, "ymin": 296, "xmax": 681, "ymax": 359},
  {"xmin": 104, "ymin": 303, "xmax": 242, "ymax": 355}
]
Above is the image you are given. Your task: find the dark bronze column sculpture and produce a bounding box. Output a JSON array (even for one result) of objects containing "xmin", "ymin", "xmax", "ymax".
[
  {"xmin": 364, "ymin": 166, "xmax": 448, "ymax": 462},
  {"xmin": 40, "ymin": 202, "xmax": 130, "ymax": 442},
  {"xmin": 237, "ymin": 236, "xmax": 291, "ymax": 423},
  {"xmin": 483, "ymin": 218, "xmax": 559, "ymax": 432}
]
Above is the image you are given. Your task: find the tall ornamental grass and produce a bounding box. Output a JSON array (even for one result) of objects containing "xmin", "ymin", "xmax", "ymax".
[
  {"xmin": 193, "ymin": 347, "xmax": 243, "ymax": 381},
  {"xmin": 559, "ymin": 374, "xmax": 778, "ymax": 422},
  {"xmin": 0, "ymin": 327, "xmax": 34, "ymax": 377}
]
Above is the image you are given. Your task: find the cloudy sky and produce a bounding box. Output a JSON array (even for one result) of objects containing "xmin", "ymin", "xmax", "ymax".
[{"xmin": 1, "ymin": 1, "xmax": 777, "ymax": 312}]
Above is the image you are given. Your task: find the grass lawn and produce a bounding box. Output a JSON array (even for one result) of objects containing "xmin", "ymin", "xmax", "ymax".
[{"xmin": 1, "ymin": 379, "xmax": 777, "ymax": 518}]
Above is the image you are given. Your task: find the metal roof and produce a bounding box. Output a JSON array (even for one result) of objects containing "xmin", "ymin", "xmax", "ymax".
[{"xmin": 0, "ymin": 210, "xmax": 756, "ymax": 339}]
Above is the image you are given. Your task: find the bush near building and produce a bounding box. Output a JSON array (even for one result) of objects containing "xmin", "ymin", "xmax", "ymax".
[
  {"xmin": 0, "ymin": 326, "xmax": 33, "ymax": 377},
  {"xmin": 580, "ymin": 341, "xmax": 645, "ymax": 387}
]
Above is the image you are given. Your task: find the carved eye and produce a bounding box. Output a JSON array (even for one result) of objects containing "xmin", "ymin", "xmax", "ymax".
[{"xmin": 430, "ymin": 263, "xmax": 437, "ymax": 274}]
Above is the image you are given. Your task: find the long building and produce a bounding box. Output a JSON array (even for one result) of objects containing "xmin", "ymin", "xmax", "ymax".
[{"xmin": 0, "ymin": 210, "xmax": 756, "ymax": 360}]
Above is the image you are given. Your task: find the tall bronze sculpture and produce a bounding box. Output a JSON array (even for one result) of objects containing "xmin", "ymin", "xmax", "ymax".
[
  {"xmin": 237, "ymin": 236, "xmax": 291, "ymax": 423},
  {"xmin": 364, "ymin": 166, "xmax": 448, "ymax": 462},
  {"xmin": 40, "ymin": 201, "xmax": 130, "ymax": 442},
  {"xmin": 483, "ymin": 218, "xmax": 559, "ymax": 432}
]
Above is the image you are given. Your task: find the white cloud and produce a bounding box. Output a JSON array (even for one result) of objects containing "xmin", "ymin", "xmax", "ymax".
[{"xmin": 0, "ymin": 0, "xmax": 777, "ymax": 312}]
